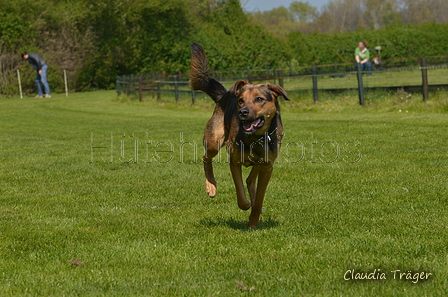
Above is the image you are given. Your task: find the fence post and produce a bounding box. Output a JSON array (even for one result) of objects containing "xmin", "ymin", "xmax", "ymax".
[
  {"xmin": 174, "ymin": 75, "xmax": 179, "ymax": 102},
  {"xmin": 116, "ymin": 76, "xmax": 120, "ymax": 95},
  {"xmin": 420, "ymin": 57, "xmax": 429, "ymax": 101},
  {"xmin": 356, "ymin": 63, "xmax": 365, "ymax": 105},
  {"xmin": 118, "ymin": 75, "xmax": 121, "ymax": 95},
  {"xmin": 126, "ymin": 75, "xmax": 131, "ymax": 96},
  {"xmin": 122, "ymin": 75, "xmax": 126, "ymax": 96},
  {"xmin": 17, "ymin": 69, "xmax": 23, "ymax": 99},
  {"xmin": 312, "ymin": 65, "xmax": 318, "ymax": 103},
  {"xmin": 278, "ymin": 69, "xmax": 284, "ymax": 89},
  {"xmin": 138, "ymin": 74, "xmax": 143, "ymax": 102},
  {"xmin": 150, "ymin": 72, "xmax": 155, "ymax": 98},
  {"xmin": 247, "ymin": 67, "xmax": 252, "ymax": 83},
  {"xmin": 64, "ymin": 70, "xmax": 68, "ymax": 97},
  {"xmin": 131, "ymin": 74, "xmax": 135, "ymax": 95},
  {"xmin": 191, "ymin": 90, "xmax": 196, "ymax": 104}
]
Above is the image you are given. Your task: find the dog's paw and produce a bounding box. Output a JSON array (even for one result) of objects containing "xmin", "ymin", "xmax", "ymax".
[
  {"xmin": 205, "ymin": 180, "xmax": 217, "ymax": 198},
  {"xmin": 238, "ymin": 201, "xmax": 251, "ymax": 211},
  {"xmin": 247, "ymin": 222, "xmax": 259, "ymax": 229}
]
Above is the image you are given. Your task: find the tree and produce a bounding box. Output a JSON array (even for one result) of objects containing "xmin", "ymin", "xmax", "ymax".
[
  {"xmin": 399, "ymin": 0, "xmax": 433, "ymax": 24},
  {"xmin": 289, "ymin": 1, "xmax": 317, "ymax": 22},
  {"xmin": 362, "ymin": 0, "xmax": 402, "ymax": 29},
  {"xmin": 315, "ymin": 0, "xmax": 363, "ymax": 33},
  {"xmin": 198, "ymin": 0, "xmax": 289, "ymax": 69}
]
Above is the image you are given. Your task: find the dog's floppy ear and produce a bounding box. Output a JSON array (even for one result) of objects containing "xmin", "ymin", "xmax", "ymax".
[
  {"xmin": 266, "ymin": 83, "xmax": 290, "ymax": 101},
  {"xmin": 231, "ymin": 80, "xmax": 248, "ymax": 97}
]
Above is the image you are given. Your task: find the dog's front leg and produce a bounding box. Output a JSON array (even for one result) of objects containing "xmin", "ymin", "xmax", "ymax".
[
  {"xmin": 248, "ymin": 164, "xmax": 273, "ymax": 228},
  {"xmin": 229, "ymin": 161, "xmax": 251, "ymax": 211},
  {"xmin": 203, "ymin": 158, "xmax": 217, "ymax": 197},
  {"xmin": 203, "ymin": 136, "xmax": 223, "ymax": 198},
  {"xmin": 246, "ymin": 165, "xmax": 261, "ymax": 207}
]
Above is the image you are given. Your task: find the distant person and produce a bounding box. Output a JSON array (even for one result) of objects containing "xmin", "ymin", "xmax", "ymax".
[
  {"xmin": 354, "ymin": 41, "xmax": 372, "ymax": 75},
  {"xmin": 21, "ymin": 52, "xmax": 51, "ymax": 98}
]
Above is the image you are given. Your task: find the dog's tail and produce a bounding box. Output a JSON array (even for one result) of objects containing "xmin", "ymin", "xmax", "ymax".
[{"xmin": 190, "ymin": 43, "xmax": 227, "ymax": 103}]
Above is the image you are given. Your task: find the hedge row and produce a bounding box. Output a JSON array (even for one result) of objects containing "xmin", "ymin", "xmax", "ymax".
[{"xmin": 1, "ymin": 0, "xmax": 448, "ymax": 95}]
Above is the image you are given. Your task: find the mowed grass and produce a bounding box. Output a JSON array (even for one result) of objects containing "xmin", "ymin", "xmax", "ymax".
[{"xmin": 0, "ymin": 91, "xmax": 447, "ymax": 296}]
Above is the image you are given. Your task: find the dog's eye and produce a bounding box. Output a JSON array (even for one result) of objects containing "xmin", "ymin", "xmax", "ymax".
[
  {"xmin": 255, "ymin": 97, "xmax": 264, "ymax": 103},
  {"xmin": 238, "ymin": 99, "xmax": 244, "ymax": 105}
]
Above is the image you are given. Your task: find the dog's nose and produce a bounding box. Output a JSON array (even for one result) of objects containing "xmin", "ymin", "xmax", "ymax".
[{"xmin": 239, "ymin": 108, "xmax": 249, "ymax": 118}]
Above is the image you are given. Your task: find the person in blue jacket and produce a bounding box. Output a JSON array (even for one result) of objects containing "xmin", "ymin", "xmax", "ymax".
[{"xmin": 22, "ymin": 52, "xmax": 51, "ymax": 98}]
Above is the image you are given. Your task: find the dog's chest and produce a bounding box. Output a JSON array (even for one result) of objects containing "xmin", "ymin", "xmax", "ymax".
[{"xmin": 227, "ymin": 135, "xmax": 278, "ymax": 166}]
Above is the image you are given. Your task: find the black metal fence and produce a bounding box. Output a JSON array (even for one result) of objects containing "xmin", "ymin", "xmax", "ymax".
[{"xmin": 116, "ymin": 55, "xmax": 448, "ymax": 105}]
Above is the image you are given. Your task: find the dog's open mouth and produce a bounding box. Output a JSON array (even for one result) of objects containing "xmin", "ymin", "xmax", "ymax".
[{"xmin": 242, "ymin": 117, "xmax": 265, "ymax": 134}]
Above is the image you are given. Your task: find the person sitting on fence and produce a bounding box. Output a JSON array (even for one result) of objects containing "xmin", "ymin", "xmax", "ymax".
[{"xmin": 354, "ymin": 41, "xmax": 372, "ymax": 75}]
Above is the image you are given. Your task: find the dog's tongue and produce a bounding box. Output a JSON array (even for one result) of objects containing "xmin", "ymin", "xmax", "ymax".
[{"xmin": 243, "ymin": 118, "xmax": 263, "ymax": 132}]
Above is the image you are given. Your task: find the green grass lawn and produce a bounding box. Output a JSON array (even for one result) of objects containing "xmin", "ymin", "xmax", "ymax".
[{"xmin": 0, "ymin": 91, "xmax": 447, "ymax": 296}]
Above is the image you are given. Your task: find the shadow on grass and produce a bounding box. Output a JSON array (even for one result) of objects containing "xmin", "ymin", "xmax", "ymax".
[{"xmin": 199, "ymin": 216, "xmax": 280, "ymax": 231}]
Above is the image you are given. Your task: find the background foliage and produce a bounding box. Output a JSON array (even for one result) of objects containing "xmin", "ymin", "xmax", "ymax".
[{"xmin": 1, "ymin": 0, "xmax": 448, "ymax": 95}]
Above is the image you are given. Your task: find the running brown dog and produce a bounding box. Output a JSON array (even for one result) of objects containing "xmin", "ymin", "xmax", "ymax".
[{"xmin": 190, "ymin": 43, "xmax": 290, "ymax": 228}]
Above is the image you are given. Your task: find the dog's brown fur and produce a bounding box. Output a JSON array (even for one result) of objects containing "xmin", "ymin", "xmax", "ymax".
[{"xmin": 190, "ymin": 43, "xmax": 290, "ymax": 228}]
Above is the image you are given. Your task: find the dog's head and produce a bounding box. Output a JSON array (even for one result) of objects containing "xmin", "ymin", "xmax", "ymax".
[{"xmin": 231, "ymin": 80, "xmax": 290, "ymax": 135}]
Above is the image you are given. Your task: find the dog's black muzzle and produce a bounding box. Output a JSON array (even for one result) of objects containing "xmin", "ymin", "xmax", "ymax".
[{"xmin": 239, "ymin": 108, "xmax": 250, "ymax": 119}]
